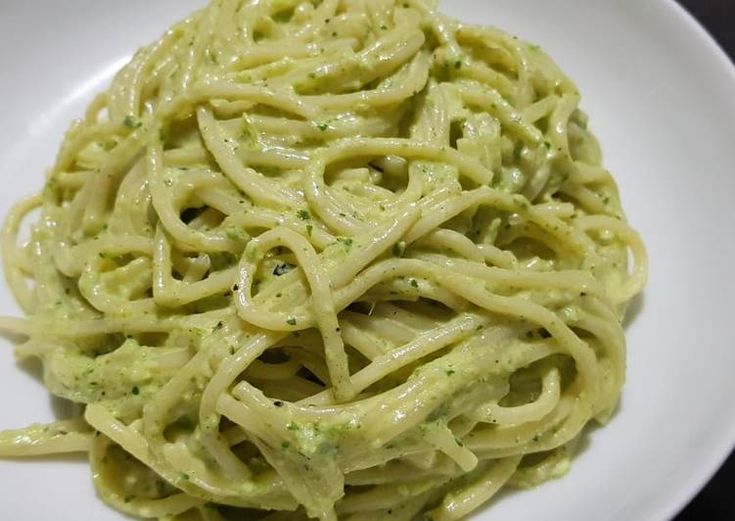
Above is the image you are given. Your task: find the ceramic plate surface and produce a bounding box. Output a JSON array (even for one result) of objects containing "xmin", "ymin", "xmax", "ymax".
[{"xmin": 1, "ymin": 1, "xmax": 734, "ymax": 519}]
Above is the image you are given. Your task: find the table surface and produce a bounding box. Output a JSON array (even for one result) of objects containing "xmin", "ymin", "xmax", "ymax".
[{"xmin": 672, "ymin": 1, "xmax": 734, "ymax": 519}]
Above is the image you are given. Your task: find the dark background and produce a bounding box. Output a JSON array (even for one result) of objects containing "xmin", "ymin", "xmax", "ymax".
[{"xmin": 673, "ymin": 1, "xmax": 733, "ymax": 519}]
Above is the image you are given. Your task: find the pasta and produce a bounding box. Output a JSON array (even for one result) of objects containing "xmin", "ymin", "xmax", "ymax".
[{"xmin": 0, "ymin": 0, "xmax": 647, "ymax": 520}]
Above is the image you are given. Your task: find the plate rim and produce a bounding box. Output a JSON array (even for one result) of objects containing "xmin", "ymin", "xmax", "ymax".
[{"xmin": 647, "ymin": 1, "xmax": 735, "ymax": 519}]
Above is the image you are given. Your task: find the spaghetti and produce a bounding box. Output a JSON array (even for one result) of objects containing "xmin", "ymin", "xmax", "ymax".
[{"xmin": 0, "ymin": 1, "xmax": 647, "ymax": 520}]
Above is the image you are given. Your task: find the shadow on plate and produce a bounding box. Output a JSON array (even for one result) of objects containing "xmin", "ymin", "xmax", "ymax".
[
  {"xmin": 15, "ymin": 355, "xmax": 85, "ymax": 428},
  {"xmin": 623, "ymin": 292, "xmax": 645, "ymax": 329}
]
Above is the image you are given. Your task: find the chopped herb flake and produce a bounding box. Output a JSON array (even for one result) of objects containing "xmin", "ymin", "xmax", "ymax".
[{"xmin": 123, "ymin": 115, "xmax": 142, "ymax": 129}]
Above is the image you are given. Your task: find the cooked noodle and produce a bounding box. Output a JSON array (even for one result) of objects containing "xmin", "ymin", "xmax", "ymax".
[{"xmin": 0, "ymin": 1, "xmax": 647, "ymax": 520}]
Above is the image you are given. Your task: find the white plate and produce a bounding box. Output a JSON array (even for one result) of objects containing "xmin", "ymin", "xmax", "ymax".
[{"xmin": 1, "ymin": 0, "xmax": 734, "ymax": 519}]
